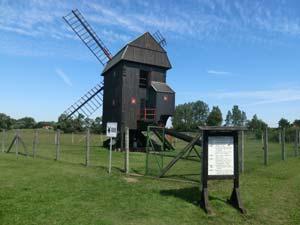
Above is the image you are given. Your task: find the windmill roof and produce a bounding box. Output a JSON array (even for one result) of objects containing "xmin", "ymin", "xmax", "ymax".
[
  {"xmin": 151, "ymin": 81, "xmax": 175, "ymax": 93},
  {"xmin": 102, "ymin": 32, "xmax": 171, "ymax": 74}
]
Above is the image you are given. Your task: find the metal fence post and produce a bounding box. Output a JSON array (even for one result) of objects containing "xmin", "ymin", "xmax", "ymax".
[
  {"xmin": 86, "ymin": 128, "xmax": 90, "ymax": 167},
  {"xmin": 240, "ymin": 130, "xmax": 245, "ymax": 173},
  {"xmin": 281, "ymin": 128, "xmax": 286, "ymax": 161},
  {"xmin": 33, "ymin": 129, "xmax": 38, "ymax": 159},
  {"xmin": 125, "ymin": 127, "xmax": 129, "ymax": 174},
  {"xmin": 295, "ymin": 129, "xmax": 299, "ymax": 158},
  {"xmin": 56, "ymin": 129, "xmax": 60, "ymax": 161},
  {"xmin": 264, "ymin": 128, "xmax": 268, "ymax": 165},
  {"xmin": 2, "ymin": 129, "xmax": 5, "ymax": 153}
]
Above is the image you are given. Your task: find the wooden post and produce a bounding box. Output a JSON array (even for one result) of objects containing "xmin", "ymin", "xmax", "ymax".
[
  {"xmin": 33, "ymin": 129, "xmax": 38, "ymax": 159},
  {"xmin": 54, "ymin": 132, "xmax": 57, "ymax": 145},
  {"xmin": 240, "ymin": 130, "xmax": 245, "ymax": 173},
  {"xmin": 1, "ymin": 129, "xmax": 5, "ymax": 153},
  {"xmin": 125, "ymin": 127, "xmax": 129, "ymax": 174},
  {"xmin": 86, "ymin": 128, "xmax": 90, "ymax": 167},
  {"xmin": 261, "ymin": 132, "xmax": 264, "ymax": 145},
  {"xmin": 281, "ymin": 128, "xmax": 286, "ymax": 161},
  {"xmin": 264, "ymin": 128, "xmax": 268, "ymax": 166},
  {"xmin": 295, "ymin": 130, "xmax": 299, "ymax": 158},
  {"xmin": 72, "ymin": 132, "xmax": 74, "ymax": 144},
  {"xmin": 279, "ymin": 130, "xmax": 281, "ymax": 144},
  {"xmin": 109, "ymin": 137, "xmax": 112, "ymax": 174},
  {"xmin": 15, "ymin": 130, "xmax": 19, "ymax": 155},
  {"xmin": 120, "ymin": 124, "xmax": 124, "ymax": 152},
  {"xmin": 56, "ymin": 129, "xmax": 60, "ymax": 161}
]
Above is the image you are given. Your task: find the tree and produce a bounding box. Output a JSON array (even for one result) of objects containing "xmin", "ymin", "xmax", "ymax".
[
  {"xmin": 172, "ymin": 103, "xmax": 193, "ymax": 131},
  {"xmin": 293, "ymin": 119, "xmax": 300, "ymax": 128},
  {"xmin": 90, "ymin": 117, "xmax": 102, "ymax": 134},
  {"xmin": 225, "ymin": 110, "xmax": 232, "ymax": 126},
  {"xmin": 207, "ymin": 106, "xmax": 223, "ymax": 126},
  {"xmin": 0, "ymin": 113, "xmax": 13, "ymax": 129},
  {"xmin": 172, "ymin": 101, "xmax": 209, "ymax": 131},
  {"xmin": 226, "ymin": 105, "xmax": 247, "ymax": 126},
  {"xmin": 247, "ymin": 114, "xmax": 267, "ymax": 130},
  {"xmin": 278, "ymin": 118, "xmax": 290, "ymax": 128},
  {"xmin": 231, "ymin": 105, "xmax": 242, "ymax": 126},
  {"xmin": 57, "ymin": 114, "xmax": 74, "ymax": 133},
  {"xmin": 241, "ymin": 111, "xmax": 247, "ymax": 126},
  {"xmin": 13, "ymin": 117, "xmax": 36, "ymax": 129},
  {"xmin": 191, "ymin": 101, "xmax": 209, "ymax": 127}
]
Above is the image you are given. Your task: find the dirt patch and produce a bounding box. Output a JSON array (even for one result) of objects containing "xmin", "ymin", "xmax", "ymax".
[{"xmin": 123, "ymin": 177, "xmax": 138, "ymax": 183}]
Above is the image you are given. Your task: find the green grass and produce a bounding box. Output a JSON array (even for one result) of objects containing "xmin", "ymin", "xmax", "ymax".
[{"xmin": 0, "ymin": 130, "xmax": 300, "ymax": 224}]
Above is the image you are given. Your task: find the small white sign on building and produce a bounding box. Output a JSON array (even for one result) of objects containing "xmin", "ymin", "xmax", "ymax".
[
  {"xmin": 208, "ymin": 136, "xmax": 234, "ymax": 176},
  {"xmin": 106, "ymin": 122, "xmax": 118, "ymax": 138}
]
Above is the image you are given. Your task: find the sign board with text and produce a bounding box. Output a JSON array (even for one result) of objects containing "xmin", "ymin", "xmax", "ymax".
[
  {"xmin": 208, "ymin": 136, "xmax": 234, "ymax": 176},
  {"xmin": 199, "ymin": 126, "xmax": 246, "ymax": 215},
  {"xmin": 106, "ymin": 122, "xmax": 118, "ymax": 138}
]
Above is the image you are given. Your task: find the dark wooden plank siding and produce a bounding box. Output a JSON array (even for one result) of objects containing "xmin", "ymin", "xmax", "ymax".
[
  {"xmin": 122, "ymin": 64, "xmax": 139, "ymax": 129},
  {"xmin": 102, "ymin": 63, "xmax": 123, "ymax": 130},
  {"xmin": 155, "ymin": 92, "xmax": 175, "ymax": 120}
]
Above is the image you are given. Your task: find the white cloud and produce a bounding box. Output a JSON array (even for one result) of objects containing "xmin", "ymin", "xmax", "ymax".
[
  {"xmin": 178, "ymin": 85, "xmax": 300, "ymax": 107},
  {"xmin": 56, "ymin": 69, "xmax": 72, "ymax": 87},
  {"xmin": 1, "ymin": 0, "xmax": 300, "ymax": 59},
  {"xmin": 206, "ymin": 88, "xmax": 300, "ymax": 106},
  {"xmin": 207, "ymin": 70, "xmax": 232, "ymax": 76}
]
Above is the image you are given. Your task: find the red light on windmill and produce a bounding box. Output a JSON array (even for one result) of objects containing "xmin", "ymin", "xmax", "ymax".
[
  {"xmin": 163, "ymin": 95, "xmax": 168, "ymax": 101},
  {"xmin": 131, "ymin": 98, "xmax": 136, "ymax": 104}
]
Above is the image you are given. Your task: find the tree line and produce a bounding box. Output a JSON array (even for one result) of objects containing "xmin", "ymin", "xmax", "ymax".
[
  {"xmin": 1, "ymin": 99, "xmax": 299, "ymax": 135},
  {"xmin": 172, "ymin": 101, "xmax": 300, "ymax": 132},
  {"xmin": 172, "ymin": 101, "xmax": 248, "ymax": 131},
  {"xmin": 0, "ymin": 113, "xmax": 102, "ymax": 134}
]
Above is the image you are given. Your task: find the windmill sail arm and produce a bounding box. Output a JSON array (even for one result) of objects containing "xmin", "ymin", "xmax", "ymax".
[
  {"xmin": 63, "ymin": 82, "xmax": 104, "ymax": 120},
  {"xmin": 63, "ymin": 9, "xmax": 112, "ymax": 65}
]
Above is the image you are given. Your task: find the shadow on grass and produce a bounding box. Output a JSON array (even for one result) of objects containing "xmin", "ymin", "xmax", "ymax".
[
  {"xmin": 160, "ymin": 187, "xmax": 200, "ymax": 206},
  {"xmin": 160, "ymin": 187, "xmax": 227, "ymax": 207}
]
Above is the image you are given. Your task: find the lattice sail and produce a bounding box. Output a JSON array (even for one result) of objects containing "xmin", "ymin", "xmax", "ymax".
[
  {"xmin": 152, "ymin": 30, "xmax": 167, "ymax": 47},
  {"xmin": 63, "ymin": 82, "xmax": 104, "ymax": 119},
  {"xmin": 63, "ymin": 9, "xmax": 112, "ymax": 65}
]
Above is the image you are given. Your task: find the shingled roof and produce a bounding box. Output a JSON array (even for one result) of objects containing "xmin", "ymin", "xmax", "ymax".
[
  {"xmin": 151, "ymin": 81, "xmax": 175, "ymax": 93},
  {"xmin": 102, "ymin": 32, "xmax": 172, "ymax": 74}
]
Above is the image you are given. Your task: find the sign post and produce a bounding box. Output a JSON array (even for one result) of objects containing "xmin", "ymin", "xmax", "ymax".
[
  {"xmin": 200, "ymin": 126, "xmax": 246, "ymax": 215},
  {"xmin": 106, "ymin": 122, "xmax": 118, "ymax": 174}
]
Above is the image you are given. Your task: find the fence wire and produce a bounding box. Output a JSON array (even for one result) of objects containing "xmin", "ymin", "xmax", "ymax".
[{"xmin": 1, "ymin": 128, "xmax": 299, "ymax": 181}]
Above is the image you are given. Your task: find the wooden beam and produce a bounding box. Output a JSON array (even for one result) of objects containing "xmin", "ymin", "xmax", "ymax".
[{"xmin": 158, "ymin": 133, "xmax": 202, "ymax": 178}]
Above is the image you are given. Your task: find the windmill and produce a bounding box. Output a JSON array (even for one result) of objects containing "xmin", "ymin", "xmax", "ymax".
[{"xmin": 61, "ymin": 9, "xmax": 168, "ymax": 121}]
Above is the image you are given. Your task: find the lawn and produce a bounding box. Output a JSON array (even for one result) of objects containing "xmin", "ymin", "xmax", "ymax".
[{"xmin": 0, "ymin": 129, "xmax": 300, "ymax": 225}]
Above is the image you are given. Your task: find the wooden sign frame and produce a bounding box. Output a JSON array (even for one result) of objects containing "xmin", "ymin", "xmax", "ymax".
[{"xmin": 199, "ymin": 126, "xmax": 246, "ymax": 214}]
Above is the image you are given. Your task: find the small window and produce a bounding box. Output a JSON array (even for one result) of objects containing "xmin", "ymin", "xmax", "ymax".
[{"xmin": 139, "ymin": 70, "xmax": 149, "ymax": 88}]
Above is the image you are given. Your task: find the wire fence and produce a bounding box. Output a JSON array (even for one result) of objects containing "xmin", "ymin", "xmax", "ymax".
[
  {"xmin": 1, "ymin": 129, "xmax": 108, "ymax": 167},
  {"xmin": 1, "ymin": 127, "xmax": 299, "ymax": 182}
]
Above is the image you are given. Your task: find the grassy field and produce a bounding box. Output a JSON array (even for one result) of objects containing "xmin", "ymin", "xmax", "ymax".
[{"xmin": 0, "ymin": 129, "xmax": 300, "ymax": 225}]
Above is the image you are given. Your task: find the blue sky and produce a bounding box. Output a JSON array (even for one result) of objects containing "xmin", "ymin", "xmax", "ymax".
[{"xmin": 1, "ymin": 0, "xmax": 300, "ymax": 127}]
